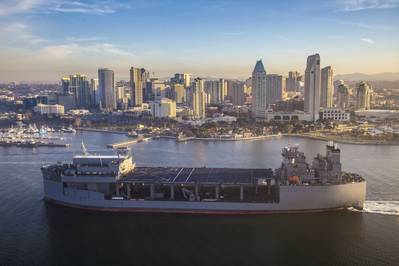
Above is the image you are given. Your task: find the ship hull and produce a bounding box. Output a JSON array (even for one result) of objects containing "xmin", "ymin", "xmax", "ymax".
[{"xmin": 43, "ymin": 179, "xmax": 366, "ymax": 215}]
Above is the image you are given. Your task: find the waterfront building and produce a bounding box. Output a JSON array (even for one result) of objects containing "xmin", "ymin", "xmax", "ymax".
[
  {"xmin": 98, "ymin": 68, "xmax": 116, "ymax": 110},
  {"xmin": 57, "ymin": 94, "xmax": 75, "ymax": 111},
  {"xmin": 34, "ymin": 104, "xmax": 64, "ymax": 115},
  {"xmin": 321, "ymin": 66, "xmax": 333, "ymax": 108},
  {"xmin": 356, "ymin": 82, "xmax": 372, "ymax": 110},
  {"xmin": 263, "ymin": 110, "xmax": 314, "ymax": 122},
  {"xmin": 286, "ymin": 71, "xmax": 300, "ymax": 92},
  {"xmin": 320, "ymin": 108, "xmax": 350, "ymax": 121},
  {"xmin": 151, "ymin": 98, "xmax": 176, "ymax": 118},
  {"xmin": 191, "ymin": 78, "xmax": 206, "ymax": 119},
  {"xmin": 252, "ymin": 59, "xmax": 267, "ymax": 118},
  {"xmin": 304, "ymin": 53, "xmax": 321, "ymax": 121},
  {"xmin": 266, "ymin": 74, "xmax": 285, "ymax": 104},
  {"xmin": 337, "ymin": 84, "xmax": 350, "ymax": 110}
]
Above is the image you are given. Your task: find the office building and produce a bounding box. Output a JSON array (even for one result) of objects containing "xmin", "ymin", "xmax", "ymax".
[
  {"xmin": 252, "ymin": 59, "xmax": 267, "ymax": 118},
  {"xmin": 304, "ymin": 54, "xmax": 321, "ymax": 121},
  {"xmin": 130, "ymin": 67, "xmax": 145, "ymax": 106},
  {"xmin": 227, "ymin": 80, "xmax": 245, "ymax": 105},
  {"xmin": 172, "ymin": 83, "xmax": 185, "ymax": 103},
  {"xmin": 98, "ymin": 68, "xmax": 116, "ymax": 110},
  {"xmin": 151, "ymin": 98, "xmax": 176, "ymax": 118},
  {"xmin": 266, "ymin": 74, "xmax": 285, "ymax": 104},
  {"xmin": 321, "ymin": 66, "xmax": 333, "ymax": 108},
  {"xmin": 90, "ymin": 78, "xmax": 99, "ymax": 107},
  {"xmin": 286, "ymin": 71, "xmax": 300, "ymax": 92},
  {"xmin": 61, "ymin": 77, "xmax": 70, "ymax": 94},
  {"xmin": 69, "ymin": 74, "xmax": 90, "ymax": 108},
  {"xmin": 183, "ymin": 73, "xmax": 191, "ymax": 88}
]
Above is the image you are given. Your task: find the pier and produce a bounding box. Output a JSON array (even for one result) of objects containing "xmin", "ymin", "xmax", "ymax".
[{"xmin": 107, "ymin": 137, "xmax": 151, "ymax": 149}]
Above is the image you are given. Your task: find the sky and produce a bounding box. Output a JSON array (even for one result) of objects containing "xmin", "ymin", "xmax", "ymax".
[{"xmin": 0, "ymin": 0, "xmax": 398, "ymax": 82}]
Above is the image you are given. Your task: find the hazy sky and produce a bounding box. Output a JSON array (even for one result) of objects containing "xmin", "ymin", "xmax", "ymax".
[{"xmin": 0, "ymin": 0, "xmax": 398, "ymax": 82}]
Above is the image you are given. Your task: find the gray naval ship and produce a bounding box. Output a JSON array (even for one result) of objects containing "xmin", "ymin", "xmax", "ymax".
[{"xmin": 42, "ymin": 141, "xmax": 366, "ymax": 214}]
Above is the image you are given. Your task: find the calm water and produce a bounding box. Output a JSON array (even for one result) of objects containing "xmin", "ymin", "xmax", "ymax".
[{"xmin": 0, "ymin": 132, "xmax": 399, "ymax": 265}]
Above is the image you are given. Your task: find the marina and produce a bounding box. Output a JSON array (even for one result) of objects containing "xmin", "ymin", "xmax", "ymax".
[{"xmin": 0, "ymin": 124, "xmax": 73, "ymax": 148}]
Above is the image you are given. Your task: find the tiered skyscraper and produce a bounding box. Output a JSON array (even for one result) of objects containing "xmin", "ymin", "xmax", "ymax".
[
  {"xmin": 98, "ymin": 68, "xmax": 116, "ymax": 110},
  {"xmin": 251, "ymin": 60, "xmax": 267, "ymax": 118},
  {"xmin": 304, "ymin": 54, "xmax": 321, "ymax": 121},
  {"xmin": 321, "ymin": 66, "xmax": 333, "ymax": 108}
]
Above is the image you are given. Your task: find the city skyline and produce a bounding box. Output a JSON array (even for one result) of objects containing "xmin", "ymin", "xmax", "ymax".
[{"xmin": 0, "ymin": 0, "xmax": 398, "ymax": 82}]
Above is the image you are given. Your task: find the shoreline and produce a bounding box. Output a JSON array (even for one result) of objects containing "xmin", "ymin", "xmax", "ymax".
[
  {"xmin": 282, "ymin": 133, "xmax": 399, "ymax": 146},
  {"xmin": 77, "ymin": 127, "xmax": 399, "ymax": 145}
]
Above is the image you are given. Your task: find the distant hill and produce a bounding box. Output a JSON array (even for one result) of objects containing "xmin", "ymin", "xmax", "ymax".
[{"xmin": 335, "ymin": 72, "xmax": 399, "ymax": 81}]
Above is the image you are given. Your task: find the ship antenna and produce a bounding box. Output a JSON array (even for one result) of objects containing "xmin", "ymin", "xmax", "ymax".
[{"xmin": 81, "ymin": 140, "xmax": 88, "ymax": 156}]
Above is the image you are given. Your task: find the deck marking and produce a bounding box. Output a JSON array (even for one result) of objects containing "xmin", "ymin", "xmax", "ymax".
[
  {"xmin": 171, "ymin": 168, "xmax": 184, "ymax": 182},
  {"xmin": 185, "ymin": 168, "xmax": 195, "ymax": 183}
]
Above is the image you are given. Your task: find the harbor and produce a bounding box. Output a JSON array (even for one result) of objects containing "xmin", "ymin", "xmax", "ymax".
[{"xmin": 0, "ymin": 124, "xmax": 73, "ymax": 148}]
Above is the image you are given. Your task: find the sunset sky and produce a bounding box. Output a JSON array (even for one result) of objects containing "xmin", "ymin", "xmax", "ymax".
[{"xmin": 0, "ymin": 0, "xmax": 398, "ymax": 82}]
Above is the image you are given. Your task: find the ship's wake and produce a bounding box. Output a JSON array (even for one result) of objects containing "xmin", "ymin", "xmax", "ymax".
[{"xmin": 351, "ymin": 201, "xmax": 399, "ymax": 216}]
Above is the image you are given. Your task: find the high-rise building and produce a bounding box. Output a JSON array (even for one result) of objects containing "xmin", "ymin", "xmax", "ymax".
[
  {"xmin": 304, "ymin": 54, "xmax": 321, "ymax": 121},
  {"xmin": 141, "ymin": 69, "xmax": 150, "ymax": 102},
  {"xmin": 151, "ymin": 79, "xmax": 166, "ymax": 100},
  {"xmin": 151, "ymin": 98, "xmax": 176, "ymax": 118},
  {"xmin": 172, "ymin": 83, "xmax": 185, "ymax": 103},
  {"xmin": 251, "ymin": 59, "xmax": 267, "ymax": 118},
  {"xmin": 90, "ymin": 78, "xmax": 99, "ymax": 107},
  {"xmin": 183, "ymin": 73, "xmax": 191, "ymax": 88},
  {"xmin": 321, "ymin": 66, "xmax": 333, "ymax": 108},
  {"xmin": 266, "ymin": 74, "xmax": 285, "ymax": 104},
  {"xmin": 130, "ymin": 67, "xmax": 145, "ymax": 106},
  {"xmin": 98, "ymin": 68, "xmax": 116, "ymax": 110},
  {"xmin": 172, "ymin": 73, "xmax": 184, "ymax": 84},
  {"xmin": 337, "ymin": 84, "xmax": 350, "ymax": 109},
  {"xmin": 61, "ymin": 77, "xmax": 70, "ymax": 94},
  {"xmin": 227, "ymin": 80, "xmax": 245, "ymax": 105},
  {"xmin": 191, "ymin": 78, "xmax": 206, "ymax": 119},
  {"xmin": 356, "ymin": 82, "xmax": 372, "ymax": 110},
  {"xmin": 204, "ymin": 79, "xmax": 226, "ymax": 104},
  {"xmin": 69, "ymin": 74, "xmax": 90, "ymax": 108},
  {"xmin": 286, "ymin": 71, "xmax": 300, "ymax": 92}
]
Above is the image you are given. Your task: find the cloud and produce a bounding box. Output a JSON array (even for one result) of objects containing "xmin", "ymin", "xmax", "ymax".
[
  {"xmin": 34, "ymin": 43, "xmax": 136, "ymax": 59},
  {"xmin": 0, "ymin": 0, "xmax": 128, "ymax": 17},
  {"xmin": 0, "ymin": 21, "xmax": 50, "ymax": 45},
  {"xmin": 312, "ymin": 17, "xmax": 397, "ymax": 30},
  {"xmin": 360, "ymin": 38, "xmax": 375, "ymax": 44},
  {"xmin": 337, "ymin": 0, "xmax": 399, "ymax": 11}
]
